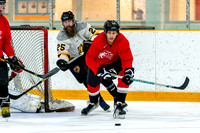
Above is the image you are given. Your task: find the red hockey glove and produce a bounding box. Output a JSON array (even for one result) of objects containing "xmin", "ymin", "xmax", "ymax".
[{"xmin": 8, "ymin": 56, "xmax": 24, "ymax": 73}]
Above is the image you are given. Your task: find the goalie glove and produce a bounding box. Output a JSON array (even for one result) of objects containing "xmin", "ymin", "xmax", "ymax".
[
  {"xmin": 56, "ymin": 59, "xmax": 69, "ymax": 71},
  {"xmin": 8, "ymin": 56, "xmax": 24, "ymax": 73},
  {"xmin": 122, "ymin": 67, "xmax": 134, "ymax": 85},
  {"xmin": 97, "ymin": 67, "xmax": 112, "ymax": 81}
]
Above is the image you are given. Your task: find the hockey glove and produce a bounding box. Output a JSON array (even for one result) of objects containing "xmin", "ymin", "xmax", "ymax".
[
  {"xmin": 56, "ymin": 59, "xmax": 69, "ymax": 71},
  {"xmin": 83, "ymin": 40, "xmax": 92, "ymax": 54},
  {"xmin": 122, "ymin": 67, "xmax": 134, "ymax": 85},
  {"xmin": 8, "ymin": 56, "xmax": 24, "ymax": 73},
  {"xmin": 97, "ymin": 67, "xmax": 112, "ymax": 81}
]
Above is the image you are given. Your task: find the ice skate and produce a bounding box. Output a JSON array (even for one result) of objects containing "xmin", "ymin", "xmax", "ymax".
[
  {"xmin": 99, "ymin": 100, "xmax": 110, "ymax": 112},
  {"xmin": 113, "ymin": 102, "xmax": 128, "ymax": 119},
  {"xmin": 81, "ymin": 102, "xmax": 99, "ymax": 115},
  {"xmin": 1, "ymin": 102, "xmax": 10, "ymax": 119},
  {"xmin": 86, "ymin": 100, "xmax": 110, "ymax": 112}
]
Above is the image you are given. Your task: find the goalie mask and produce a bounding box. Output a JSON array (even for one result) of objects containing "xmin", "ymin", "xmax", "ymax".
[
  {"xmin": 61, "ymin": 11, "xmax": 75, "ymax": 22},
  {"xmin": 104, "ymin": 20, "xmax": 120, "ymax": 33}
]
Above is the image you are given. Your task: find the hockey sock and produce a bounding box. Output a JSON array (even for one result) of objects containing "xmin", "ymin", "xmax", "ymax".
[
  {"xmin": 115, "ymin": 92, "xmax": 127, "ymax": 104},
  {"xmin": 102, "ymin": 80, "xmax": 117, "ymax": 97},
  {"xmin": 0, "ymin": 85, "xmax": 10, "ymax": 106},
  {"xmin": 0, "ymin": 85, "xmax": 9, "ymax": 98},
  {"xmin": 84, "ymin": 81, "xmax": 105, "ymax": 105},
  {"xmin": 89, "ymin": 94, "xmax": 100, "ymax": 104}
]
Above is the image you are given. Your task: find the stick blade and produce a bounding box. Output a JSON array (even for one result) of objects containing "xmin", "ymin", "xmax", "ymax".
[
  {"xmin": 41, "ymin": 67, "xmax": 60, "ymax": 79},
  {"xmin": 173, "ymin": 77, "xmax": 190, "ymax": 90},
  {"xmin": 9, "ymin": 94, "xmax": 19, "ymax": 100}
]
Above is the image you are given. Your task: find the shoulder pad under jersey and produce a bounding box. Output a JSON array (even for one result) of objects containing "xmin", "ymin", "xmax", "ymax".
[
  {"xmin": 75, "ymin": 22, "xmax": 88, "ymax": 32},
  {"xmin": 57, "ymin": 30, "xmax": 69, "ymax": 41}
]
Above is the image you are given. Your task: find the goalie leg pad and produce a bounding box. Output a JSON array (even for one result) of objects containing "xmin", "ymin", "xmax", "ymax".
[{"xmin": 9, "ymin": 86, "xmax": 42, "ymax": 113}]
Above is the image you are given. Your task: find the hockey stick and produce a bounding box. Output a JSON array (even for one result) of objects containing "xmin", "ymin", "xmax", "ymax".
[
  {"xmin": 9, "ymin": 67, "xmax": 60, "ymax": 100},
  {"xmin": 9, "ymin": 78, "xmax": 47, "ymax": 100},
  {"xmin": 0, "ymin": 58, "xmax": 59, "ymax": 79},
  {"xmin": 110, "ymin": 73, "xmax": 189, "ymax": 90},
  {"xmin": 9, "ymin": 54, "xmax": 82, "ymax": 100},
  {"xmin": 68, "ymin": 54, "xmax": 84, "ymax": 64}
]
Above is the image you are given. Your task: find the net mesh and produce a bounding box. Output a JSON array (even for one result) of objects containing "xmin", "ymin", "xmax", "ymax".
[
  {"xmin": 9, "ymin": 30, "xmax": 46, "ymax": 99},
  {"xmin": 8, "ymin": 26, "xmax": 75, "ymax": 112}
]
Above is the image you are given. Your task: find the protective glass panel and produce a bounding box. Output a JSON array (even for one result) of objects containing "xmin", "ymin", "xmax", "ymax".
[{"xmin": 169, "ymin": 0, "xmax": 196, "ymax": 21}]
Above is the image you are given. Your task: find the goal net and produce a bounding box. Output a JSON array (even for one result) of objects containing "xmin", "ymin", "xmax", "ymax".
[{"xmin": 9, "ymin": 26, "xmax": 74, "ymax": 112}]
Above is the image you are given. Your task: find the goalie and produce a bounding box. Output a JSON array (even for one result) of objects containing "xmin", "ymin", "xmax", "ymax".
[
  {"xmin": 8, "ymin": 70, "xmax": 75, "ymax": 113},
  {"xmin": 9, "ymin": 86, "xmax": 42, "ymax": 113},
  {"xmin": 8, "ymin": 71, "xmax": 42, "ymax": 113}
]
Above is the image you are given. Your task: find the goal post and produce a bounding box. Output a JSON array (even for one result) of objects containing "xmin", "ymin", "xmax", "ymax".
[{"xmin": 9, "ymin": 25, "xmax": 74, "ymax": 112}]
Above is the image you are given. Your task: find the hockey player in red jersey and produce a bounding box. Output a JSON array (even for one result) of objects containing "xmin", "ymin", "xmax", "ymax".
[
  {"xmin": 81, "ymin": 20, "xmax": 134, "ymax": 119},
  {"xmin": 0, "ymin": 0, "xmax": 24, "ymax": 118}
]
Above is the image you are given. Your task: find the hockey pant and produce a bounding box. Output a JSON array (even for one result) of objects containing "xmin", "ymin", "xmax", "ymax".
[
  {"xmin": 68, "ymin": 40, "xmax": 93, "ymax": 84},
  {"xmin": 87, "ymin": 58, "xmax": 129, "ymax": 103},
  {"xmin": 69, "ymin": 55, "xmax": 88, "ymax": 84}
]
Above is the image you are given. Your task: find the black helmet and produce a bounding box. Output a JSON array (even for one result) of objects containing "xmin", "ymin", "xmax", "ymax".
[
  {"xmin": 104, "ymin": 20, "xmax": 120, "ymax": 33},
  {"xmin": 61, "ymin": 11, "xmax": 75, "ymax": 22},
  {"xmin": 0, "ymin": 0, "xmax": 6, "ymax": 5}
]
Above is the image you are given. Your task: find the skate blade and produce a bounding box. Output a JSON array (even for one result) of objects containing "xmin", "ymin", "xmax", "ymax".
[
  {"xmin": 114, "ymin": 111, "xmax": 125, "ymax": 119},
  {"xmin": 116, "ymin": 114, "xmax": 125, "ymax": 119},
  {"xmin": 1, "ymin": 113, "xmax": 10, "ymax": 121},
  {"xmin": 106, "ymin": 109, "xmax": 111, "ymax": 112},
  {"xmin": 4, "ymin": 118, "xmax": 9, "ymax": 122}
]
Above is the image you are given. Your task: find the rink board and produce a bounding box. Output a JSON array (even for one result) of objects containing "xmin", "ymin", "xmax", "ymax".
[{"xmin": 47, "ymin": 30, "xmax": 200, "ymax": 102}]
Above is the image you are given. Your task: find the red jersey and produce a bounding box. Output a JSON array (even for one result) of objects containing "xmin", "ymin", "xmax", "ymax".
[
  {"xmin": 0, "ymin": 15, "xmax": 14, "ymax": 57},
  {"xmin": 86, "ymin": 32, "xmax": 133, "ymax": 75}
]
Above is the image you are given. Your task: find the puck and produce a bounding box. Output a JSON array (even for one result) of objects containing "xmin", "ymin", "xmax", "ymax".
[{"xmin": 115, "ymin": 123, "xmax": 121, "ymax": 126}]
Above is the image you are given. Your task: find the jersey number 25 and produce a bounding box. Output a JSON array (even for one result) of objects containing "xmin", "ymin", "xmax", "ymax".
[{"xmin": 57, "ymin": 44, "xmax": 66, "ymax": 51}]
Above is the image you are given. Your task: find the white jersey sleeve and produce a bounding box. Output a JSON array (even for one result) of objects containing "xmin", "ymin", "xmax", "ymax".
[{"xmin": 57, "ymin": 30, "xmax": 71, "ymax": 62}]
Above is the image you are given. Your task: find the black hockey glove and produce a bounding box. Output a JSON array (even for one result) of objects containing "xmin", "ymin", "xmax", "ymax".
[
  {"xmin": 122, "ymin": 67, "xmax": 134, "ymax": 85},
  {"xmin": 83, "ymin": 40, "xmax": 92, "ymax": 54},
  {"xmin": 8, "ymin": 56, "xmax": 24, "ymax": 73},
  {"xmin": 97, "ymin": 67, "xmax": 112, "ymax": 81},
  {"xmin": 56, "ymin": 59, "xmax": 69, "ymax": 71}
]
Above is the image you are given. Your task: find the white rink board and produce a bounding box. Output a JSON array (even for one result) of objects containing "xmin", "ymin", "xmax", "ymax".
[{"xmin": 48, "ymin": 30, "xmax": 200, "ymax": 92}]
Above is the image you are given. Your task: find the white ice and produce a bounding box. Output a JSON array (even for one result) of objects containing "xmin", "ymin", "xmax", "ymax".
[{"xmin": 1, "ymin": 100, "xmax": 200, "ymax": 133}]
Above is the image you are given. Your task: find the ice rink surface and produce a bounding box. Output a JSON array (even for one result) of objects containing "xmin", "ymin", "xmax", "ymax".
[{"xmin": 1, "ymin": 100, "xmax": 200, "ymax": 133}]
